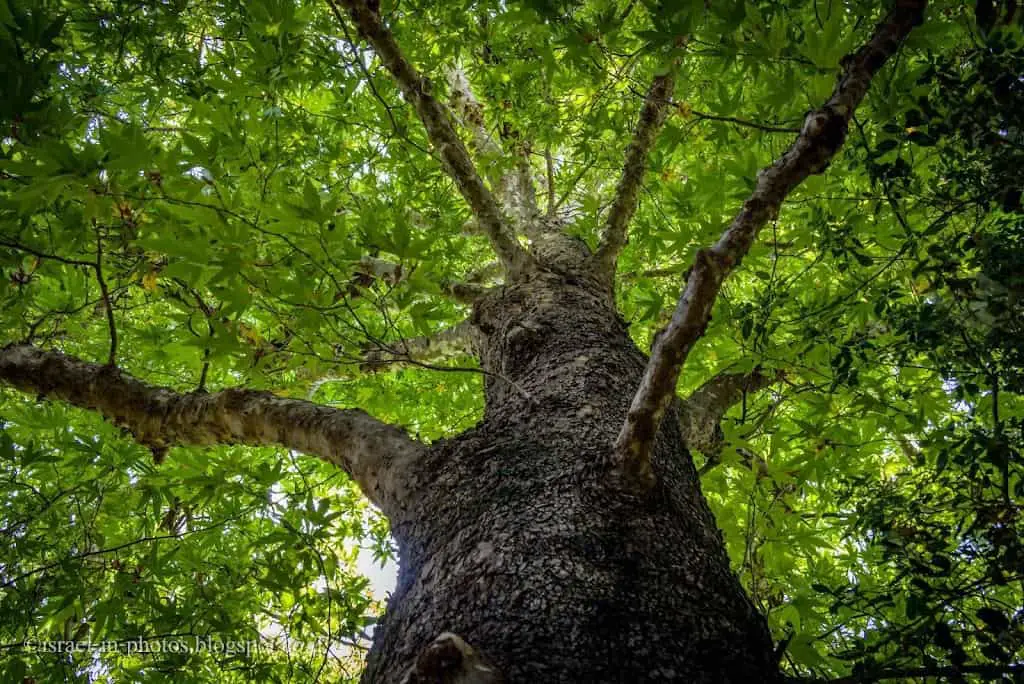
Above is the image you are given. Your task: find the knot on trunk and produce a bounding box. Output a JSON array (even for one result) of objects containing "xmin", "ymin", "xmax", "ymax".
[{"xmin": 402, "ymin": 632, "xmax": 503, "ymax": 684}]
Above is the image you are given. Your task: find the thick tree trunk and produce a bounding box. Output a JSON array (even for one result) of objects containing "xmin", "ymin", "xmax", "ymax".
[
  {"xmin": 0, "ymin": 3, "xmax": 926, "ymax": 680},
  {"xmin": 366, "ymin": 269, "xmax": 781, "ymax": 683},
  {"xmin": 321, "ymin": 4, "xmax": 926, "ymax": 677}
]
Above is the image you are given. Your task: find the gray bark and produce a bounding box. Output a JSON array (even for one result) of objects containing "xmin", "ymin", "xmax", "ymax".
[
  {"xmin": 0, "ymin": 344, "xmax": 423, "ymax": 515},
  {"xmin": 332, "ymin": 0, "xmax": 532, "ymax": 276},
  {"xmin": 1, "ymin": 254, "xmax": 777, "ymax": 682}
]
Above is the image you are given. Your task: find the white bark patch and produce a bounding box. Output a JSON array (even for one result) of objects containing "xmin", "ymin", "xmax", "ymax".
[{"xmin": 475, "ymin": 541, "xmax": 496, "ymax": 562}]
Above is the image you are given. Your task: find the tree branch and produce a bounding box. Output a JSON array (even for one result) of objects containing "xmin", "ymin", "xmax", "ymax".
[
  {"xmin": 353, "ymin": 255, "xmax": 407, "ymax": 285},
  {"xmin": 346, "ymin": 256, "xmax": 487, "ymax": 304},
  {"xmin": 93, "ymin": 229, "xmax": 118, "ymax": 366},
  {"xmin": 611, "ymin": 0, "xmax": 927, "ymax": 486},
  {"xmin": 699, "ymin": 445, "xmax": 773, "ymax": 480},
  {"xmin": 435, "ymin": 260, "xmax": 502, "ymax": 304},
  {"xmin": 510, "ymin": 154, "xmax": 541, "ymax": 231},
  {"xmin": 545, "ymin": 144, "xmax": 556, "ymax": 217},
  {"xmin": 594, "ymin": 69, "xmax": 677, "ymax": 279},
  {"xmin": 440, "ymin": 279, "xmax": 489, "ymax": 304},
  {"xmin": 690, "ymin": 109, "xmax": 801, "ymax": 134},
  {"xmin": 678, "ymin": 368, "xmax": 783, "ymax": 456},
  {"xmin": 329, "ymin": 0, "xmax": 530, "ymax": 276},
  {"xmin": 447, "ymin": 68, "xmax": 502, "ymax": 160},
  {"xmin": 0, "ymin": 344, "xmax": 423, "ymax": 514},
  {"xmin": 448, "ymin": 68, "xmax": 541, "ymax": 231},
  {"xmin": 361, "ymin": 319, "xmax": 478, "ymax": 372}
]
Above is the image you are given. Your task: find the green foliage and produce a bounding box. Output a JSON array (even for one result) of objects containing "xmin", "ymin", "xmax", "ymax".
[{"xmin": 0, "ymin": 0, "xmax": 1022, "ymax": 681}]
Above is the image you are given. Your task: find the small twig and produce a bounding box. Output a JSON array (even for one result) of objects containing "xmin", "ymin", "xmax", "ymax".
[
  {"xmin": 93, "ymin": 227, "xmax": 118, "ymax": 366},
  {"xmin": 551, "ymin": 156, "xmax": 598, "ymax": 215},
  {"xmin": 0, "ymin": 239, "xmax": 95, "ymax": 268},
  {"xmin": 690, "ymin": 109, "xmax": 801, "ymax": 134},
  {"xmin": 545, "ymin": 143, "xmax": 556, "ymax": 216},
  {"xmin": 334, "ymin": 15, "xmax": 401, "ymax": 136},
  {"xmin": 992, "ymin": 374, "xmax": 1009, "ymax": 506},
  {"xmin": 360, "ymin": 345, "xmax": 537, "ymax": 406}
]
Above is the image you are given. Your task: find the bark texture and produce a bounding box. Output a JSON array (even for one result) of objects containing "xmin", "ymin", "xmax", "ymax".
[
  {"xmin": 363, "ymin": 260, "xmax": 782, "ymax": 683},
  {"xmin": 678, "ymin": 369, "xmax": 783, "ymax": 457}
]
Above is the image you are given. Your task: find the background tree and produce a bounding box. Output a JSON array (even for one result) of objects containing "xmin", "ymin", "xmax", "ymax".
[{"xmin": 0, "ymin": 0, "xmax": 1021, "ymax": 682}]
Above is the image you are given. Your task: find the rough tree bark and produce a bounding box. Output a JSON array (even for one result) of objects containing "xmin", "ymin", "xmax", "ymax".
[
  {"xmin": 368, "ymin": 269, "xmax": 783, "ymax": 683},
  {"xmin": 0, "ymin": 1, "xmax": 926, "ymax": 681}
]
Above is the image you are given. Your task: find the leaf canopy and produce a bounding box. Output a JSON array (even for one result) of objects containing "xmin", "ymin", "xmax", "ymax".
[{"xmin": 1, "ymin": 0, "xmax": 1022, "ymax": 681}]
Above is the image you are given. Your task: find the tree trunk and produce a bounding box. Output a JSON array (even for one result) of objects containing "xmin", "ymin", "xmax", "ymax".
[
  {"xmin": 366, "ymin": 268, "xmax": 781, "ymax": 683},
  {"xmin": 0, "ymin": 4, "xmax": 927, "ymax": 679}
]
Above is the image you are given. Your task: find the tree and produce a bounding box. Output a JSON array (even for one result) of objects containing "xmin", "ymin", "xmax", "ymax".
[{"xmin": 0, "ymin": 0, "xmax": 1021, "ymax": 682}]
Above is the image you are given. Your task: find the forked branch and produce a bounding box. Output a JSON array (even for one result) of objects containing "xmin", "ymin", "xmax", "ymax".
[
  {"xmin": 0, "ymin": 344, "xmax": 423, "ymax": 515},
  {"xmin": 330, "ymin": 0, "xmax": 530, "ymax": 276},
  {"xmin": 612, "ymin": 0, "xmax": 927, "ymax": 484},
  {"xmin": 594, "ymin": 69, "xmax": 677, "ymax": 280},
  {"xmin": 449, "ymin": 68, "xmax": 541, "ymax": 230}
]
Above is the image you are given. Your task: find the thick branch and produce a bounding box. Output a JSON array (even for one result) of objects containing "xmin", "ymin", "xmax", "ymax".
[
  {"xmin": 0, "ymin": 344, "xmax": 422, "ymax": 514},
  {"xmin": 594, "ymin": 69, "xmax": 676, "ymax": 279},
  {"xmin": 362, "ymin": 319, "xmax": 478, "ymax": 371},
  {"xmin": 612, "ymin": 0, "xmax": 927, "ymax": 484},
  {"xmin": 449, "ymin": 69, "xmax": 540, "ymax": 231},
  {"xmin": 509, "ymin": 155, "xmax": 541, "ymax": 231},
  {"xmin": 436, "ymin": 260, "xmax": 502, "ymax": 303},
  {"xmin": 331, "ymin": 0, "xmax": 530, "ymax": 275},
  {"xmin": 447, "ymin": 68, "xmax": 502, "ymax": 160},
  {"xmin": 678, "ymin": 369, "xmax": 782, "ymax": 456},
  {"xmin": 439, "ymin": 279, "xmax": 488, "ymax": 304},
  {"xmin": 348, "ymin": 256, "xmax": 487, "ymax": 304}
]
